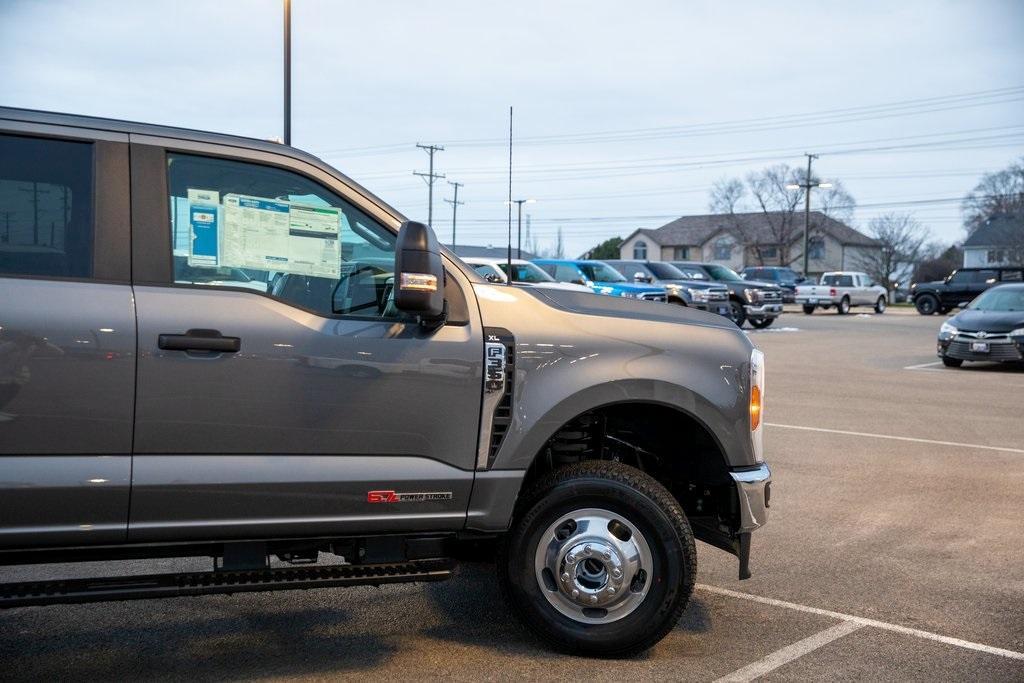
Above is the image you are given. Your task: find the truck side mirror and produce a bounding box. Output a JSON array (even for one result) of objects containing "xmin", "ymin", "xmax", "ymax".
[
  {"xmin": 394, "ymin": 220, "xmax": 446, "ymax": 324},
  {"xmin": 633, "ymin": 271, "xmax": 651, "ymax": 283}
]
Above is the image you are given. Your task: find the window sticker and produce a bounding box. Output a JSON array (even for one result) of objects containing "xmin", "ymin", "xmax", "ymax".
[
  {"xmin": 187, "ymin": 189, "xmax": 220, "ymax": 267},
  {"xmin": 219, "ymin": 193, "xmax": 341, "ymax": 279}
]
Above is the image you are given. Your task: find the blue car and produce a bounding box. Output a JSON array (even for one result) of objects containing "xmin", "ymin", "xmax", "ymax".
[{"xmin": 534, "ymin": 259, "xmax": 667, "ymax": 301}]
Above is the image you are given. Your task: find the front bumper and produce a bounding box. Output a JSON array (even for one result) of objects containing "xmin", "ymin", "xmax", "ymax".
[
  {"xmin": 938, "ymin": 337, "xmax": 1024, "ymax": 363},
  {"xmin": 696, "ymin": 299, "xmax": 733, "ymax": 316},
  {"xmin": 744, "ymin": 303, "xmax": 783, "ymax": 318},
  {"xmin": 730, "ymin": 464, "xmax": 771, "ymax": 532}
]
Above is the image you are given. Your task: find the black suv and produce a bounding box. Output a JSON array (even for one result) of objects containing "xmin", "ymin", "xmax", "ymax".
[
  {"xmin": 740, "ymin": 266, "xmax": 805, "ymax": 303},
  {"xmin": 911, "ymin": 267, "xmax": 1024, "ymax": 315},
  {"xmin": 671, "ymin": 262, "xmax": 784, "ymax": 328}
]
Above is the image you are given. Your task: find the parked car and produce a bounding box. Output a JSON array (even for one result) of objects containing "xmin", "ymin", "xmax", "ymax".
[
  {"xmin": 461, "ymin": 257, "xmax": 592, "ymax": 292},
  {"xmin": 0, "ymin": 107, "xmax": 771, "ymax": 657},
  {"xmin": 604, "ymin": 259, "xmax": 731, "ymax": 316},
  {"xmin": 936, "ymin": 283, "xmax": 1024, "ymax": 367},
  {"xmin": 796, "ymin": 272, "xmax": 888, "ymax": 315},
  {"xmin": 740, "ymin": 266, "xmax": 804, "ymax": 303},
  {"xmin": 534, "ymin": 259, "xmax": 668, "ymax": 301},
  {"xmin": 911, "ymin": 267, "xmax": 1024, "ymax": 315},
  {"xmin": 669, "ymin": 262, "xmax": 784, "ymax": 328}
]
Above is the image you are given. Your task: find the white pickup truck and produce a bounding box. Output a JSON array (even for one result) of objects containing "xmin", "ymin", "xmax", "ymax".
[{"xmin": 796, "ymin": 271, "xmax": 889, "ymax": 315}]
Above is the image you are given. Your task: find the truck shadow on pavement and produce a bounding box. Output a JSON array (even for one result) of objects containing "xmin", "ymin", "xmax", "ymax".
[{"xmin": 0, "ymin": 563, "xmax": 715, "ymax": 680}]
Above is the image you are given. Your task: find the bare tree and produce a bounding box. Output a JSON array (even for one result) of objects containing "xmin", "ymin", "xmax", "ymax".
[
  {"xmin": 855, "ymin": 213, "xmax": 930, "ymax": 298},
  {"xmin": 961, "ymin": 158, "xmax": 1024, "ymax": 234},
  {"xmin": 708, "ymin": 164, "xmax": 855, "ymax": 267}
]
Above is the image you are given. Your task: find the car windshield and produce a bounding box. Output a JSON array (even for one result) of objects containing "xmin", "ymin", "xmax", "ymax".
[
  {"xmin": 499, "ymin": 261, "xmax": 556, "ymax": 283},
  {"xmin": 579, "ymin": 262, "xmax": 627, "ymax": 282},
  {"xmin": 647, "ymin": 262, "xmax": 686, "ymax": 279},
  {"xmin": 704, "ymin": 264, "xmax": 744, "ymax": 282},
  {"xmin": 968, "ymin": 287, "xmax": 1024, "ymax": 312}
]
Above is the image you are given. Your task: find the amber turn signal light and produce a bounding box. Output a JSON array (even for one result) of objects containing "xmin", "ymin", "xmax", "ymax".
[{"xmin": 750, "ymin": 384, "xmax": 762, "ymax": 430}]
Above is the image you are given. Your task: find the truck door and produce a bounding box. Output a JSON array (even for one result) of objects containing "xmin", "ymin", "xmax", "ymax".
[
  {"xmin": 0, "ymin": 125, "xmax": 134, "ymax": 548},
  {"xmin": 127, "ymin": 143, "xmax": 483, "ymax": 542}
]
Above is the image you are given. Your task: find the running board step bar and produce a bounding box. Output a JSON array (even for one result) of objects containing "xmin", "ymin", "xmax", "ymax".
[{"xmin": 0, "ymin": 560, "xmax": 452, "ymax": 608}]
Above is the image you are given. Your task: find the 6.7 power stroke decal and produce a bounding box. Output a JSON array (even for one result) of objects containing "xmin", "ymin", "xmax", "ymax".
[{"xmin": 367, "ymin": 490, "xmax": 453, "ymax": 503}]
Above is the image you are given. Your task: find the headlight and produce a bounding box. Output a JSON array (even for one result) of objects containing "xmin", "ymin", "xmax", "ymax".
[
  {"xmin": 939, "ymin": 322, "xmax": 958, "ymax": 337},
  {"xmin": 744, "ymin": 288, "xmax": 761, "ymax": 303},
  {"xmin": 750, "ymin": 349, "xmax": 765, "ymax": 463},
  {"xmin": 688, "ymin": 288, "xmax": 709, "ymax": 302},
  {"xmin": 1011, "ymin": 327, "xmax": 1024, "ymax": 338}
]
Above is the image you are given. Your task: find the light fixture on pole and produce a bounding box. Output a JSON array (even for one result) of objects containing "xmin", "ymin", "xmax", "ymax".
[
  {"xmin": 506, "ymin": 199, "xmax": 536, "ymax": 259},
  {"xmin": 786, "ymin": 153, "xmax": 832, "ymax": 277}
]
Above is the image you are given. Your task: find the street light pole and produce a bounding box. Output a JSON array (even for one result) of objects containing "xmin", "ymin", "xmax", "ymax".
[
  {"xmin": 508, "ymin": 199, "xmax": 535, "ymax": 259},
  {"xmin": 283, "ymin": 0, "xmax": 291, "ymax": 145}
]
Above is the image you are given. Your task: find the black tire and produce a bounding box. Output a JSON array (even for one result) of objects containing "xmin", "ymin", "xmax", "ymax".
[
  {"xmin": 802, "ymin": 304, "xmax": 815, "ymax": 315},
  {"xmin": 498, "ymin": 461, "xmax": 696, "ymax": 658},
  {"xmin": 915, "ymin": 294, "xmax": 938, "ymax": 315},
  {"xmin": 874, "ymin": 296, "xmax": 887, "ymax": 314},
  {"xmin": 728, "ymin": 300, "xmax": 747, "ymax": 328},
  {"xmin": 836, "ymin": 297, "xmax": 851, "ymax": 315},
  {"xmin": 749, "ymin": 317, "xmax": 774, "ymax": 329},
  {"xmin": 941, "ymin": 356, "xmax": 963, "ymax": 368}
]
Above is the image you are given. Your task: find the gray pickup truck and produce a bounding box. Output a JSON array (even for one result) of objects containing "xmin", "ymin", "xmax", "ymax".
[{"xmin": 0, "ymin": 108, "xmax": 770, "ymax": 657}]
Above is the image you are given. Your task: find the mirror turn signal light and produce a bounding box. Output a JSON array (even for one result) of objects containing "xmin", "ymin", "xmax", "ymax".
[
  {"xmin": 750, "ymin": 384, "xmax": 762, "ymax": 430},
  {"xmin": 400, "ymin": 273, "xmax": 438, "ymax": 292}
]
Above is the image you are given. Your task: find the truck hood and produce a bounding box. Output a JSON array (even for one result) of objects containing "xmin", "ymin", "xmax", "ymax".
[
  {"xmin": 949, "ymin": 309, "xmax": 1024, "ymax": 333},
  {"xmin": 741, "ymin": 280, "xmax": 782, "ymax": 290},
  {"xmin": 525, "ymin": 287, "xmax": 736, "ymax": 329}
]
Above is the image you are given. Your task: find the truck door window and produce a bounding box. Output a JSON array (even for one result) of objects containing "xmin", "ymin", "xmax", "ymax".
[
  {"xmin": 166, "ymin": 153, "xmax": 405, "ymax": 320},
  {"xmin": 0, "ymin": 134, "xmax": 94, "ymax": 279}
]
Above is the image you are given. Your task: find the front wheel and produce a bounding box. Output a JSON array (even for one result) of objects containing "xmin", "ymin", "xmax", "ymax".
[
  {"xmin": 802, "ymin": 304, "xmax": 815, "ymax": 315},
  {"xmin": 728, "ymin": 300, "xmax": 747, "ymax": 328},
  {"xmin": 836, "ymin": 297, "xmax": 851, "ymax": 315},
  {"xmin": 874, "ymin": 296, "xmax": 887, "ymax": 314},
  {"xmin": 498, "ymin": 461, "xmax": 696, "ymax": 657},
  {"xmin": 749, "ymin": 317, "xmax": 775, "ymax": 329},
  {"xmin": 915, "ymin": 294, "xmax": 938, "ymax": 315}
]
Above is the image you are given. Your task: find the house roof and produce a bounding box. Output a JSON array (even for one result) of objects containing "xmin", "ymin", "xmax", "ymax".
[
  {"xmin": 626, "ymin": 211, "xmax": 878, "ymax": 248},
  {"xmin": 963, "ymin": 214, "xmax": 1023, "ymax": 248},
  {"xmin": 446, "ymin": 244, "xmax": 538, "ymax": 260}
]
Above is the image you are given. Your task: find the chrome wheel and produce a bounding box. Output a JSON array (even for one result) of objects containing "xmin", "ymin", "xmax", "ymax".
[{"xmin": 533, "ymin": 507, "xmax": 653, "ymax": 624}]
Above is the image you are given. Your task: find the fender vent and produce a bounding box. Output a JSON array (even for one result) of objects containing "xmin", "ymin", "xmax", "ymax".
[{"xmin": 478, "ymin": 327, "xmax": 515, "ymax": 469}]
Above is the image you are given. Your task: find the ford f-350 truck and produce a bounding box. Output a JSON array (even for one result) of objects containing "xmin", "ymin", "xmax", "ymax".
[{"xmin": 0, "ymin": 108, "xmax": 771, "ymax": 657}]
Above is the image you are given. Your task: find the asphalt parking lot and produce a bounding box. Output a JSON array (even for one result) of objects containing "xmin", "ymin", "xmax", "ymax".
[{"xmin": 1, "ymin": 309, "xmax": 1022, "ymax": 681}]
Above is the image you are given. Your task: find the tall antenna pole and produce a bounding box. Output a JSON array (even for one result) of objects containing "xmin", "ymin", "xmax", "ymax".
[
  {"xmin": 507, "ymin": 106, "xmax": 513, "ymax": 282},
  {"xmin": 444, "ymin": 181, "xmax": 464, "ymax": 247},
  {"xmin": 283, "ymin": 0, "xmax": 291, "ymax": 145},
  {"xmin": 802, "ymin": 153, "xmax": 817, "ymax": 277},
  {"xmin": 414, "ymin": 144, "xmax": 445, "ymax": 229}
]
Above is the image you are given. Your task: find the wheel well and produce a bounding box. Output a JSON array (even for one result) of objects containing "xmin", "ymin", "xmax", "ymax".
[{"xmin": 521, "ymin": 403, "xmax": 737, "ymax": 530}]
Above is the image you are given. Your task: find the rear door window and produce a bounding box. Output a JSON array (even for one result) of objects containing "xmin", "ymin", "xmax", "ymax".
[{"xmin": 0, "ymin": 134, "xmax": 94, "ymax": 279}]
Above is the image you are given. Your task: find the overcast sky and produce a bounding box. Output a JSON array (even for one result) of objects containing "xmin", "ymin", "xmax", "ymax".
[{"xmin": 2, "ymin": 0, "xmax": 1022, "ymax": 257}]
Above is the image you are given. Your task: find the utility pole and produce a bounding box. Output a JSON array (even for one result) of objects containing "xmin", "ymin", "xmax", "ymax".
[
  {"xmin": 414, "ymin": 144, "xmax": 445, "ymax": 229},
  {"xmin": 443, "ymin": 181, "xmax": 464, "ymax": 247},
  {"xmin": 786, "ymin": 154, "xmax": 831, "ymax": 278},
  {"xmin": 18, "ymin": 183, "xmax": 42, "ymax": 245},
  {"xmin": 283, "ymin": 0, "xmax": 291, "ymax": 145}
]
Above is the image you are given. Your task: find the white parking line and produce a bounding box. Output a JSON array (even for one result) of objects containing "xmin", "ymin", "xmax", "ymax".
[
  {"xmin": 903, "ymin": 360, "xmax": 945, "ymax": 371},
  {"xmin": 714, "ymin": 621, "xmax": 865, "ymax": 682},
  {"xmin": 697, "ymin": 584, "xmax": 1024, "ymax": 661},
  {"xmin": 767, "ymin": 422, "xmax": 1024, "ymax": 455}
]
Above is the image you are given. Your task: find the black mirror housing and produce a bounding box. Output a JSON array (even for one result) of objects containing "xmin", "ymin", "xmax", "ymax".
[{"xmin": 394, "ymin": 221, "xmax": 445, "ymax": 322}]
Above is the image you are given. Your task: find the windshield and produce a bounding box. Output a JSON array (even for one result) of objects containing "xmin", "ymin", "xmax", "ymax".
[
  {"xmin": 704, "ymin": 264, "xmax": 744, "ymax": 282},
  {"xmin": 579, "ymin": 262, "xmax": 627, "ymax": 282},
  {"xmin": 499, "ymin": 261, "xmax": 556, "ymax": 283},
  {"xmin": 647, "ymin": 262, "xmax": 686, "ymax": 279},
  {"xmin": 969, "ymin": 287, "xmax": 1024, "ymax": 312}
]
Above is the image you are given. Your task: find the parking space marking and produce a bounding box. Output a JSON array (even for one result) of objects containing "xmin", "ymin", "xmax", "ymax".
[
  {"xmin": 767, "ymin": 422, "xmax": 1024, "ymax": 455},
  {"xmin": 697, "ymin": 584, "xmax": 1024, "ymax": 661},
  {"xmin": 713, "ymin": 621, "xmax": 865, "ymax": 682},
  {"xmin": 903, "ymin": 360, "xmax": 945, "ymax": 371}
]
